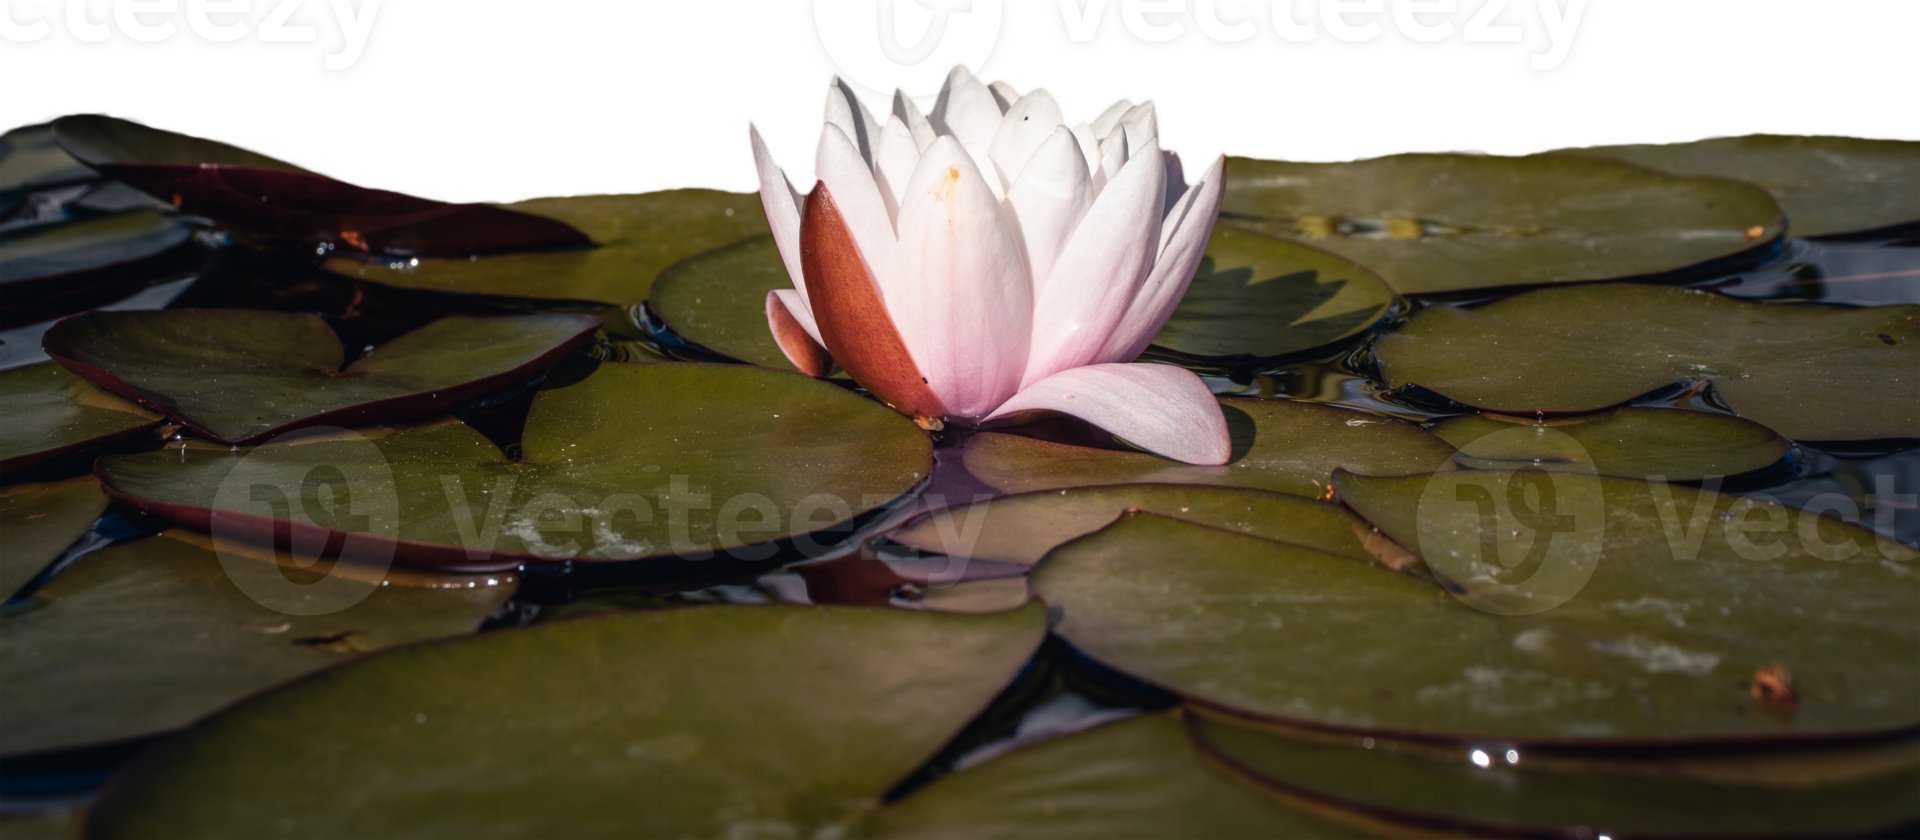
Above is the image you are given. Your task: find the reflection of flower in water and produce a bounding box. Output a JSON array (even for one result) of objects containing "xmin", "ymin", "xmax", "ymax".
[{"xmin": 751, "ymin": 66, "xmax": 1230, "ymax": 465}]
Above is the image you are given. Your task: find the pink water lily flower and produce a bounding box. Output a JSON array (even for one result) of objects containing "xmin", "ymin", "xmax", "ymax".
[{"xmin": 752, "ymin": 66, "xmax": 1230, "ymax": 466}]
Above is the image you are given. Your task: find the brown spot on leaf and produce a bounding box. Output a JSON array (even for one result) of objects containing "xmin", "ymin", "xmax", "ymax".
[{"xmin": 1751, "ymin": 663, "xmax": 1797, "ymax": 709}]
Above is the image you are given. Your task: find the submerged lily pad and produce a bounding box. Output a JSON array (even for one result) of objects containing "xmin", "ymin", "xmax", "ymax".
[
  {"xmin": 1563, "ymin": 135, "xmax": 1920, "ymax": 239},
  {"xmin": 99, "ymin": 362, "xmax": 933, "ymax": 570},
  {"xmin": 45, "ymin": 309, "xmax": 600, "ymax": 443},
  {"xmin": 0, "ymin": 530, "xmax": 511, "ymax": 758},
  {"xmin": 965, "ymin": 399, "xmax": 1455, "ymax": 498},
  {"xmin": 0, "ymin": 210, "xmax": 193, "ymax": 292},
  {"xmin": 1222, "ymin": 153, "xmax": 1783, "ymax": 296},
  {"xmin": 1034, "ymin": 503, "xmax": 1917, "ymax": 744},
  {"xmin": 860, "ymin": 714, "xmax": 1372, "ymax": 839},
  {"xmin": 324, "ymin": 190, "xmax": 770, "ymax": 304},
  {"xmin": 649, "ymin": 235, "xmax": 803, "ymax": 369},
  {"xmin": 89, "ymin": 603, "xmax": 1045, "ymax": 838},
  {"xmin": 1376, "ymin": 284, "xmax": 1920, "ymax": 441},
  {"xmin": 0, "ymin": 477, "xmax": 108, "ymax": 597},
  {"xmin": 0, "ymin": 363, "xmax": 161, "ymax": 477},
  {"xmin": 1431, "ymin": 407, "xmax": 1791, "ymax": 480},
  {"xmin": 1193, "ymin": 711, "xmax": 1920, "ymax": 837},
  {"xmin": 1150, "ymin": 226, "xmax": 1394, "ymax": 362},
  {"xmin": 889, "ymin": 483, "xmax": 1386, "ymax": 570},
  {"xmin": 51, "ymin": 115, "xmax": 589, "ymax": 258}
]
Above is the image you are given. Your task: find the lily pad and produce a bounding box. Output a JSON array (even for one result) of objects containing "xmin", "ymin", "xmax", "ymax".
[
  {"xmin": 51, "ymin": 115, "xmax": 590, "ymax": 258},
  {"xmin": 1431, "ymin": 407, "xmax": 1791, "ymax": 480},
  {"xmin": 889, "ymin": 483, "xmax": 1388, "ymax": 570},
  {"xmin": 324, "ymin": 190, "xmax": 770, "ymax": 304},
  {"xmin": 1150, "ymin": 226, "xmax": 1394, "ymax": 363},
  {"xmin": 965, "ymin": 398, "xmax": 1455, "ymax": 498},
  {"xmin": 99, "ymin": 362, "xmax": 933, "ymax": 571},
  {"xmin": 88, "ymin": 603, "xmax": 1046, "ymax": 838},
  {"xmin": 1, "ymin": 124, "xmax": 94, "ymax": 198},
  {"xmin": 0, "ymin": 210, "xmax": 193, "ymax": 292},
  {"xmin": 649, "ymin": 234, "xmax": 803, "ymax": 369},
  {"xmin": 0, "ymin": 363, "xmax": 161, "ymax": 477},
  {"xmin": 0, "ymin": 530, "xmax": 512, "ymax": 758},
  {"xmin": 1562, "ymin": 135, "xmax": 1920, "ymax": 239},
  {"xmin": 45, "ymin": 309, "xmax": 601, "ymax": 443},
  {"xmin": 1192, "ymin": 711, "xmax": 1920, "ymax": 837},
  {"xmin": 1375, "ymin": 283, "xmax": 1920, "ymax": 441},
  {"xmin": 0, "ymin": 477, "xmax": 108, "ymax": 597},
  {"xmin": 859, "ymin": 714, "xmax": 1372, "ymax": 839},
  {"xmin": 1222, "ymin": 153, "xmax": 1783, "ymax": 296},
  {"xmin": 1034, "ymin": 502, "xmax": 1917, "ymax": 744}
]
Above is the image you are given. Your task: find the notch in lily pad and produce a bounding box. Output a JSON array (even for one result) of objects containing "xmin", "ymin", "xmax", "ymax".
[
  {"xmin": 50, "ymin": 115, "xmax": 592, "ymax": 258},
  {"xmin": 44, "ymin": 309, "xmax": 601, "ymax": 444}
]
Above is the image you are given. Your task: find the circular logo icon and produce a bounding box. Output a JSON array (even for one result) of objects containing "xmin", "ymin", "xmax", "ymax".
[
  {"xmin": 1415, "ymin": 425, "xmax": 1606, "ymax": 615},
  {"xmin": 813, "ymin": 0, "xmax": 1004, "ymax": 99},
  {"xmin": 208, "ymin": 427, "xmax": 399, "ymax": 615}
]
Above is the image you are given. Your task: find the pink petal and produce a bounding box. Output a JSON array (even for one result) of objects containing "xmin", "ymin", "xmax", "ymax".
[
  {"xmin": 1004, "ymin": 127, "xmax": 1094, "ymax": 296},
  {"xmin": 816, "ymin": 123, "xmax": 895, "ymax": 280},
  {"xmin": 985, "ymin": 363, "xmax": 1230, "ymax": 466},
  {"xmin": 750, "ymin": 124, "xmax": 807, "ymax": 308},
  {"xmin": 1161, "ymin": 150, "xmax": 1188, "ymax": 218},
  {"xmin": 766, "ymin": 289, "xmax": 832, "ymax": 376},
  {"xmin": 884, "ymin": 151, "xmax": 1031, "ymax": 420},
  {"xmin": 1099, "ymin": 155, "xmax": 1227, "ymax": 364},
  {"xmin": 988, "ymin": 88, "xmax": 1066, "ymax": 180},
  {"xmin": 1020, "ymin": 139, "xmax": 1165, "ymax": 389},
  {"xmin": 824, "ymin": 77, "xmax": 880, "ymax": 167},
  {"xmin": 871, "ymin": 115, "xmax": 920, "ymax": 227},
  {"xmin": 929, "ymin": 65, "xmax": 1004, "ymax": 148}
]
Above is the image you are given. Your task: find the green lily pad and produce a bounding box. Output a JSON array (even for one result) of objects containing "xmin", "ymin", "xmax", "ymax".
[
  {"xmin": 51, "ymin": 114, "xmax": 309, "ymax": 173},
  {"xmin": 99, "ymin": 362, "xmax": 933, "ymax": 570},
  {"xmin": 0, "ymin": 476, "xmax": 108, "ymax": 597},
  {"xmin": 649, "ymin": 235, "xmax": 802, "ymax": 369},
  {"xmin": 45, "ymin": 309, "xmax": 601, "ymax": 443},
  {"xmin": 88, "ymin": 603, "xmax": 1046, "ymax": 838},
  {"xmin": 889, "ymin": 483, "xmax": 1391, "ymax": 570},
  {"xmin": 0, "ymin": 363, "xmax": 161, "ymax": 477},
  {"xmin": 1192, "ymin": 710, "xmax": 1920, "ymax": 837},
  {"xmin": 0, "ymin": 210, "xmax": 193, "ymax": 291},
  {"xmin": 1222, "ymin": 153, "xmax": 1783, "ymax": 296},
  {"xmin": 1, "ymin": 123, "xmax": 94, "ymax": 194},
  {"xmin": 1034, "ymin": 500, "xmax": 1917, "ymax": 744},
  {"xmin": 859, "ymin": 714, "xmax": 1373, "ymax": 839},
  {"xmin": 1375, "ymin": 283, "xmax": 1920, "ymax": 441},
  {"xmin": 323, "ymin": 190, "xmax": 769, "ymax": 304},
  {"xmin": 966, "ymin": 399, "xmax": 1456, "ymax": 498},
  {"xmin": 1150, "ymin": 226, "xmax": 1394, "ymax": 362},
  {"xmin": 1430, "ymin": 407, "xmax": 1791, "ymax": 480},
  {"xmin": 0, "ymin": 808, "xmax": 80, "ymax": 840},
  {"xmin": 1562, "ymin": 135, "xmax": 1920, "ymax": 239},
  {"xmin": 0, "ymin": 530, "xmax": 512, "ymax": 758}
]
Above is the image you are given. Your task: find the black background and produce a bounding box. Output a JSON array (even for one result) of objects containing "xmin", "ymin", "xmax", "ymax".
[{"xmin": 0, "ymin": 1, "xmax": 1889, "ymax": 198}]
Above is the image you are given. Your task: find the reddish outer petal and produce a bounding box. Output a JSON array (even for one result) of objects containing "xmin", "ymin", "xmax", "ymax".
[
  {"xmin": 765, "ymin": 290, "xmax": 834, "ymax": 377},
  {"xmin": 801, "ymin": 182, "xmax": 951, "ymax": 428}
]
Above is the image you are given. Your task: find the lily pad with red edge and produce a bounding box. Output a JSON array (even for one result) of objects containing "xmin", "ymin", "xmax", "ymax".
[
  {"xmin": 1221, "ymin": 153, "xmax": 1784, "ymax": 296},
  {"xmin": 0, "ymin": 363, "xmax": 162, "ymax": 477},
  {"xmin": 1149, "ymin": 226, "xmax": 1395, "ymax": 365},
  {"xmin": 964, "ymin": 398, "xmax": 1456, "ymax": 498},
  {"xmin": 50, "ymin": 115, "xmax": 591, "ymax": 258},
  {"xmin": 0, "ymin": 476, "xmax": 108, "ymax": 598},
  {"xmin": 649, "ymin": 235, "xmax": 807, "ymax": 370},
  {"xmin": 97, "ymin": 362, "xmax": 934, "ymax": 572},
  {"xmin": 1431, "ymin": 407, "xmax": 1791, "ymax": 481},
  {"xmin": 1558, "ymin": 135, "xmax": 1920, "ymax": 239},
  {"xmin": 858, "ymin": 714, "xmax": 1374, "ymax": 839},
  {"xmin": 0, "ymin": 210, "xmax": 195, "ymax": 295},
  {"xmin": 86, "ymin": 603, "xmax": 1046, "ymax": 838},
  {"xmin": 1190, "ymin": 708, "xmax": 1920, "ymax": 839},
  {"xmin": 1374, "ymin": 283, "xmax": 1920, "ymax": 442},
  {"xmin": 0, "ymin": 530, "xmax": 512, "ymax": 759},
  {"xmin": 44, "ymin": 309, "xmax": 601, "ymax": 444},
  {"xmin": 323, "ymin": 190, "xmax": 770, "ymax": 303}
]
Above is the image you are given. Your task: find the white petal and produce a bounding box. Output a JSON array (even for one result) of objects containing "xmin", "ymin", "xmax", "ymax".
[
  {"xmin": 989, "ymin": 80, "xmax": 1020, "ymax": 112},
  {"xmin": 1099, "ymin": 155, "xmax": 1227, "ymax": 365},
  {"xmin": 988, "ymin": 88, "xmax": 1067, "ymax": 183},
  {"xmin": 1161, "ymin": 150, "xmax": 1188, "ymax": 220},
  {"xmin": 816, "ymin": 123, "xmax": 896, "ymax": 287},
  {"xmin": 872, "ymin": 115, "xmax": 920, "ymax": 228},
  {"xmin": 1091, "ymin": 99, "xmax": 1133, "ymax": 140},
  {"xmin": 1099, "ymin": 129, "xmax": 1129, "ymax": 183},
  {"xmin": 1005, "ymin": 127, "xmax": 1095, "ymax": 297},
  {"xmin": 750, "ymin": 124, "xmax": 807, "ymax": 308},
  {"xmin": 1118, "ymin": 101, "xmax": 1158, "ymax": 144},
  {"xmin": 889, "ymin": 136, "xmax": 976, "ymax": 304},
  {"xmin": 1021, "ymin": 140, "xmax": 1166, "ymax": 388},
  {"xmin": 885, "ymin": 151, "xmax": 1032, "ymax": 419},
  {"xmin": 929, "ymin": 65, "xmax": 1003, "ymax": 148},
  {"xmin": 894, "ymin": 90, "xmax": 938, "ymax": 152},
  {"xmin": 824, "ymin": 76, "xmax": 880, "ymax": 168},
  {"xmin": 963, "ymin": 141, "xmax": 1008, "ymax": 202},
  {"xmin": 1069, "ymin": 123, "xmax": 1103, "ymax": 179},
  {"xmin": 984, "ymin": 363, "xmax": 1230, "ymax": 466}
]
